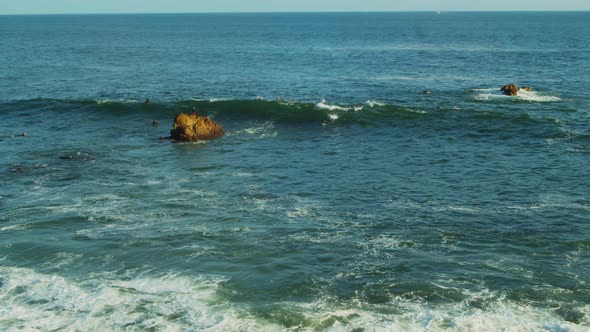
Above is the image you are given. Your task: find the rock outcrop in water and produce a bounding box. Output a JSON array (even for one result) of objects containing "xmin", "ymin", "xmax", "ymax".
[
  {"xmin": 500, "ymin": 84, "xmax": 519, "ymax": 96},
  {"xmin": 170, "ymin": 113, "xmax": 224, "ymax": 141},
  {"xmin": 500, "ymin": 84, "xmax": 533, "ymax": 96}
]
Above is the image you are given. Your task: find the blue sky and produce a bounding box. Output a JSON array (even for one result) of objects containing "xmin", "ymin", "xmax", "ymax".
[{"xmin": 1, "ymin": 0, "xmax": 589, "ymax": 14}]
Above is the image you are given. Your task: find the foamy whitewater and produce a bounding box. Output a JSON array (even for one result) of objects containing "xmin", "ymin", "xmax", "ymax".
[
  {"xmin": 1, "ymin": 12, "xmax": 590, "ymax": 331},
  {"xmin": 2, "ymin": 266, "xmax": 588, "ymax": 331},
  {"xmin": 473, "ymin": 88, "xmax": 562, "ymax": 102}
]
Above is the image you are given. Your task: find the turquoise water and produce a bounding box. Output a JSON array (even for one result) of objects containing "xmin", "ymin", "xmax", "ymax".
[{"xmin": 1, "ymin": 12, "xmax": 590, "ymax": 331}]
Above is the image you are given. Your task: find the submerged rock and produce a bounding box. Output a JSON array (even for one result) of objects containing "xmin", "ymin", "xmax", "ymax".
[
  {"xmin": 521, "ymin": 86, "xmax": 533, "ymax": 92},
  {"xmin": 170, "ymin": 113, "xmax": 224, "ymax": 142},
  {"xmin": 501, "ymin": 84, "xmax": 519, "ymax": 96},
  {"xmin": 9, "ymin": 164, "xmax": 26, "ymax": 174}
]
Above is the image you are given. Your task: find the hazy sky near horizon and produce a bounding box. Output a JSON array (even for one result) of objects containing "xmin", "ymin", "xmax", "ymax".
[{"xmin": 1, "ymin": 0, "xmax": 589, "ymax": 14}]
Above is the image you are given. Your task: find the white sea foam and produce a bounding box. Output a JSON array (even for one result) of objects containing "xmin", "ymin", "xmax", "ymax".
[
  {"xmin": 0, "ymin": 266, "xmax": 587, "ymax": 331},
  {"xmin": 366, "ymin": 100, "xmax": 386, "ymax": 107},
  {"xmin": 406, "ymin": 108, "xmax": 427, "ymax": 114},
  {"xmin": 470, "ymin": 88, "xmax": 496, "ymax": 92},
  {"xmin": 277, "ymin": 293, "xmax": 589, "ymax": 332},
  {"xmin": 288, "ymin": 231, "xmax": 350, "ymax": 244},
  {"xmin": 189, "ymin": 97, "xmax": 228, "ymax": 102},
  {"xmin": 516, "ymin": 89, "xmax": 561, "ymax": 102},
  {"xmin": 286, "ymin": 206, "xmax": 312, "ymax": 218},
  {"xmin": 227, "ymin": 121, "xmax": 277, "ymax": 138},
  {"xmin": 41, "ymin": 252, "xmax": 84, "ymax": 270},
  {"xmin": 0, "ymin": 223, "xmax": 30, "ymax": 232},
  {"xmin": 474, "ymin": 88, "xmax": 561, "ymax": 102},
  {"xmin": 501, "ymin": 193, "xmax": 590, "ymax": 214},
  {"xmin": 316, "ymin": 99, "xmax": 351, "ymax": 111},
  {"xmin": 285, "ymin": 197, "xmax": 322, "ymax": 220},
  {"xmin": 231, "ymin": 172, "xmax": 255, "ymax": 177},
  {"xmin": 0, "ymin": 267, "xmax": 270, "ymax": 331},
  {"xmin": 96, "ymin": 98, "xmax": 139, "ymax": 104},
  {"xmin": 367, "ymin": 234, "xmax": 418, "ymax": 251}
]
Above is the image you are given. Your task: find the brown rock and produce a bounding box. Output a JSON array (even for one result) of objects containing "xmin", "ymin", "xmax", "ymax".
[
  {"xmin": 500, "ymin": 84, "xmax": 519, "ymax": 96},
  {"xmin": 521, "ymin": 86, "xmax": 532, "ymax": 92},
  {"xmin": 170, "ymin": 113, "xmax": 224, "ymax": 141}
]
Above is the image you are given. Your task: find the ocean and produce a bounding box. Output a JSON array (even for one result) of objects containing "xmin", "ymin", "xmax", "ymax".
[{"xmin": 1, "ymin": 12, "xmax": 589, "ymax": 331}]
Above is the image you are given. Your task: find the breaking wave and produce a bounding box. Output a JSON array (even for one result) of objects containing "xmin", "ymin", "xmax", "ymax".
[
  {"xmin": 0, "ymin": 266, "xmax": 586, "ymax": 331},
  {"xmin": 0, "ymin": 98, "xmax": 430, "ymax": 126},
  {"xmin": 0, "ymin": 95, "xmax": 569, "ymax": 131}
]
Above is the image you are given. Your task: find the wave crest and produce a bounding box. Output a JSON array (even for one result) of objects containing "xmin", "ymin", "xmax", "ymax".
[{"xmin": 1, "ymin": 96, "xmax": 566, "ymax": 130}]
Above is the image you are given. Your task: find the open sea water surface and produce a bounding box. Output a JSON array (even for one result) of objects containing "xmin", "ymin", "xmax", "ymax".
[{"xmin": 1, "ymin": 12, "xmax": 590, "ymax": 331}]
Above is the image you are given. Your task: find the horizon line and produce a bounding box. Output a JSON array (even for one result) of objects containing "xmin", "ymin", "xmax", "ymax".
[{"xmin": 1, "ymin": 10, "xmax": 589, "ymax": 16}]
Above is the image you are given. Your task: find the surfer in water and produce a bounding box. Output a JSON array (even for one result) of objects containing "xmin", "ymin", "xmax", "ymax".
[
  {"xmin": 152, "ymin": 120, "xmax": 158, "ymax": 127},
  {"xmin": 144, "ymin": 98, "xmax": 151, "ymax": 104}
]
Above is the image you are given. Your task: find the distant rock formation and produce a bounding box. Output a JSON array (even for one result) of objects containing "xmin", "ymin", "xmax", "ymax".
[
  {"xmin": 500, "ymin": 84, "xmax": 519, "ymax": 96},
  {"xmin": 170, "ymin": 113, "xmax": 224, "ymax": 141},
  {"xmin": 500, "ymin": 84, "xmax": 533, "ymax": 96}
]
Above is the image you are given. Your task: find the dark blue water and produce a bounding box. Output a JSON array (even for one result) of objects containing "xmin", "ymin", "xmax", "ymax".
[{"xmin": 1, "ymin": 12, "xmax": 589, "ymax": 330}]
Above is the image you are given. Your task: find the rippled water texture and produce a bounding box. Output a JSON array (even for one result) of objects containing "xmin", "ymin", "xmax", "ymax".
[{"xmin": 1, "ymin": 12, "xmax": 590, "ymax": 331}]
